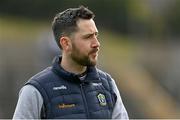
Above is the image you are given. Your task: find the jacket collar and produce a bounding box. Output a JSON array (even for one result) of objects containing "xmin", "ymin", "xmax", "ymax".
[{"xmin": 52, "ymin": 56, "xmax": 100, "ymax": 83}]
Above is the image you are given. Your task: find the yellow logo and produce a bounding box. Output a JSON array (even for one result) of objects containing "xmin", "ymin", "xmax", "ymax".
[
  {"xmin": 58, "ymin": 103, "xmax": 75, "ymax": 109},
  {"xmin": 97, "ymin": 93, "xmax": 107, "ymax": 106}
]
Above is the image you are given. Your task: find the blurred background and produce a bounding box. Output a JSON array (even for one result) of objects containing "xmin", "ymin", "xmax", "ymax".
[{"xmin": 0, "ymin": 0, "xmax": 180, "ymax": 118}]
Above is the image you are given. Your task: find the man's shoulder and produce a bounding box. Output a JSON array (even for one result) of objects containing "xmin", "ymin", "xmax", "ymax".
[
  {"xmin": 29, "ymin": 67, "xmax": 54, "ymax": 81},
  {"xmin": 25, "ymin": 67, "xmax": 56, "ymax": 100},
  {"xmin": 96, "ymin": 68, "xmax": 111, "ymax": 80},
  {"xmin": 25, "ymin": 66, "xmax": 57, "ymax": 87}
]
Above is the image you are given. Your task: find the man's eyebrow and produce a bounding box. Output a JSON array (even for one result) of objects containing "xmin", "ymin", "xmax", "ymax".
[{"xmin": 83, "ymin": 32, "xmax": 99, "ymax": 36}]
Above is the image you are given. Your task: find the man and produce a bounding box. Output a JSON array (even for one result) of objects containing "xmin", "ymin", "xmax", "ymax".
[{"xmin": 13, "ymin": 6, "xmax": 128, "ymax": 119}]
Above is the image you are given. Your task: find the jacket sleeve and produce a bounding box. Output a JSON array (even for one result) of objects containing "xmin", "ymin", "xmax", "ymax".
[
  {"xmin": 13, "ymin": 85, "xmax": 43, "ymax": 119},
  {"xmin": 110, "ymin": 78, "xmax": 129, "ymax": 119}
]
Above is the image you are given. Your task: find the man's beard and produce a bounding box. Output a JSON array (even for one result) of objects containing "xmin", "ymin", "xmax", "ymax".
[{"xmin": 70, "ymin": 43, "xmax": 98, "ymax": 66}]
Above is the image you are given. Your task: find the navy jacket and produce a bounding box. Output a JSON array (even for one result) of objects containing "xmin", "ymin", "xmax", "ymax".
[{"xmin": 26, "ymin": 56, "xmax": 116, "ymax": 119}]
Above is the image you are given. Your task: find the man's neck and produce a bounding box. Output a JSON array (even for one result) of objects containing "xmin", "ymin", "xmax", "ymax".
[{"xmin": 60, "ymin": 55, "xmax": 87, "ymax": 75}]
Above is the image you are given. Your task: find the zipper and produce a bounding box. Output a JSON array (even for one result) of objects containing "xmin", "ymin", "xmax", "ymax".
[{"xmin": 80, "ymin": 83, "xmax": 90, "ymax": 118}]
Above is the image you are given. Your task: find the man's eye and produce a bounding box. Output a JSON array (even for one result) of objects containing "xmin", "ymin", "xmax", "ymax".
[{"xmin": 85, "ymin": 35, "xmax": 92, "ymax": 39}]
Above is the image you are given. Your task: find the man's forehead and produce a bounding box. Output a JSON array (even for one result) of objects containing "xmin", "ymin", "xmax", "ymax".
[{"xmin": 76, "ymin": 19, "xmax": 98, "ymax": 35}]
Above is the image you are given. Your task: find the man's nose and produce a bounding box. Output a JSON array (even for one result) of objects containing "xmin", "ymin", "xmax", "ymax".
[{"xmin": 91, "ymin": 37, "xmax": 100, "ymax": 48}]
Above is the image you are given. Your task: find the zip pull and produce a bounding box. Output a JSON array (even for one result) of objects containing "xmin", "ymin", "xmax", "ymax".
[{"xmin": 79, "ymin": 82, "xmax": 89, "ymax": 118}]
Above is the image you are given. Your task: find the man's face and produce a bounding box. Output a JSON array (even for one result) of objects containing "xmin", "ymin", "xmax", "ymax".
[{"xmin": 69, "ymin": 19, "xmax": 100, "ymax": 66}]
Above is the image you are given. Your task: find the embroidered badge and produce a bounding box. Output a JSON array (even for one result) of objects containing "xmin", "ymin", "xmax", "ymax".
[
  {"xmin": 92, "ymin": 82, "xmax": 102, "ymax": 86},
  {"xmin": 97, "ymin": 93, "xmax": 107, "ymax": 106},
  {"xmin": 58, "ymin": 103, "xmax": 75, "ymax": 109},
  {"xmin": 53, "ymin": 85, "xmax": 67, "ymax": 90}
]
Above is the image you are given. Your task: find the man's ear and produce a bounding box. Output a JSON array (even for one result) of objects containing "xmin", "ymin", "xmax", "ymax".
[{"xmin": 59, "ymin": 36, "xmax": 71, "ymax": 51}]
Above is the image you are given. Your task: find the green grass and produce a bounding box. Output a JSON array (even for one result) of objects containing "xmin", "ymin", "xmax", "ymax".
[
  {"xmin": 99, "ymin": 29, "xmax": 138, "ymax": 66},
  {"xmin": 0, "ymin": 16, "xmax": 49, "ymax": 42}
]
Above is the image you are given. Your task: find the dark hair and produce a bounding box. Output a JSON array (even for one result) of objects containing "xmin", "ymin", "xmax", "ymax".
[{"xmin": 52, "ymin": 6, "xmax": 95, "ymax": 49}]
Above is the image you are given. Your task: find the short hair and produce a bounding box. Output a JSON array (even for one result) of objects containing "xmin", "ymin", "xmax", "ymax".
[{"xmin": 52, "ymin": 5, "xmax": 95, "ymax": 49}]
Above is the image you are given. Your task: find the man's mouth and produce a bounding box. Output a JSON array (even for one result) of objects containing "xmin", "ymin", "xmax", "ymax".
[
  {"xmin": 89, "ymin": 48, "xmax": 99, "ymax": 55},
  {"xmin": 90, "ymin": 51, "xmax": 99, "ymax": 59}
]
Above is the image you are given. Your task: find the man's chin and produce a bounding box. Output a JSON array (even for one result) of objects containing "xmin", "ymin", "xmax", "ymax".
[{"xmin": 89, "ymin": 58, "xmax": 97, "ymax": 66}]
